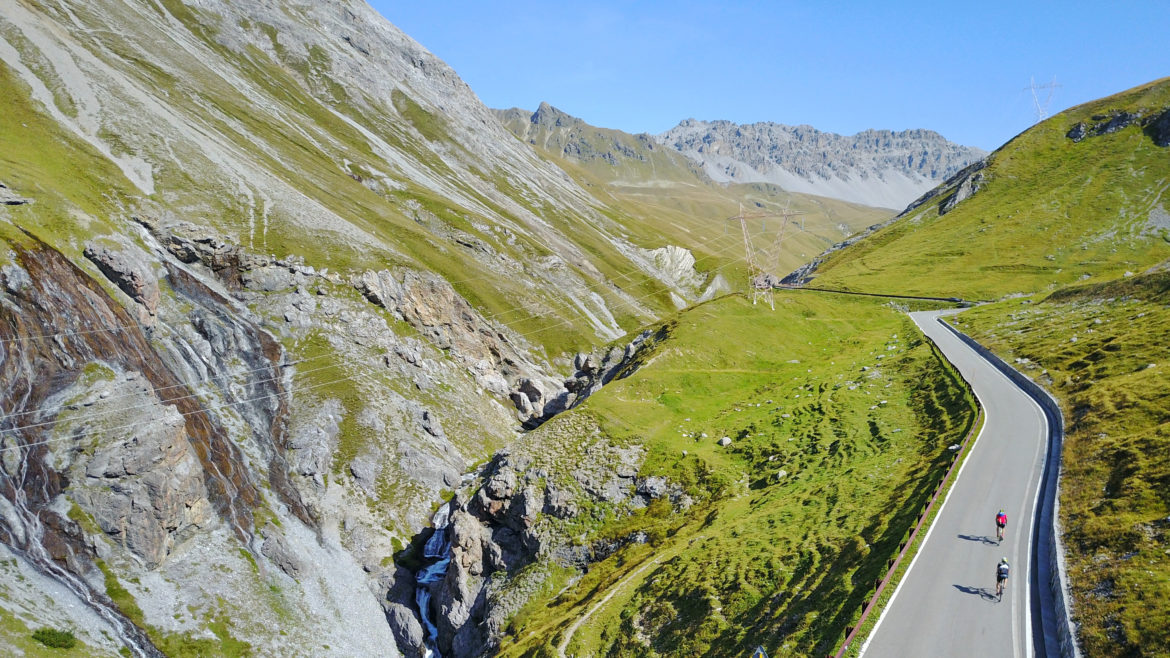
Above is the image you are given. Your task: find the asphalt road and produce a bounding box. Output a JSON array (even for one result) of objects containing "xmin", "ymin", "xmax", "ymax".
[{"xmin": 859, "ymin": 310, "xmax": 1048, "ymax": 658}]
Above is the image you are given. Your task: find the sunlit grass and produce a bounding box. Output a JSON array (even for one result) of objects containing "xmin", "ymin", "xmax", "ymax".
[{"xmin": 495, "ymin": 292, "xmax": 975, "ymax": 656}]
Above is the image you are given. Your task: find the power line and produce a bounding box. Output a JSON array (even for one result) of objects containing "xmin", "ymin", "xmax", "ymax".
[
  {"xmin": 0, "ymin": 199, "xmax": 796, "ymax": 433},
  {"xmin": 0, "ymin": 357, "xmax": 336, "ymax": 433},
  {"xmin": 0, "ymin": 240, "xmax": 780, "ymax": 456},
  {"xmin": 0, "ymin": 295, "xmax": 270, "ymax": 346},
  {"xmin": 0, "ymin": 220, "xmax": 736, "ymax": 354},
  {"xmin": 428, "ymin": 212, "xmax": 747, "ymax": 328},
  {"xmin": 0, "ymin": 368, "xmax": 382, "ymax": 455},
  {"xmin": 0, "ymin": 250, "xmax": 751, "ymax": 439}
]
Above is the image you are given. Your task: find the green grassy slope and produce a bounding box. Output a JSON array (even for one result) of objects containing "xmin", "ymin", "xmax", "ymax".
[
  {"xmin": 954, "ymin": 273, "xmax": 1170, "ymax": 656},
  {"xmin": 805, "ymin": 78, "xmax": 1170, "ymax": 300},
  {"xmin": 1, "ymin": 0, "xmax": 753, "ymax": 359},
  {"xmin": 496, "ymin": 292, "xmax": 975, "ymax": 657}
]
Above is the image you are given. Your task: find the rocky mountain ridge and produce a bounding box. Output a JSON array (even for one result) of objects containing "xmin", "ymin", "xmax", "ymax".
[{"xmin": 658, "ymin": 118, "xmax": 987, "ymax": 209}]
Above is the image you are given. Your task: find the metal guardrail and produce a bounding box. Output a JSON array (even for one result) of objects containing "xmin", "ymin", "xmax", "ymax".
[
  {"xmin": 776, "ymin": 284, "xmax": 969, "ymax": 305},
  {"xmin": 830, "ymin": 343, "xmax": 984, "ymax": 657}
]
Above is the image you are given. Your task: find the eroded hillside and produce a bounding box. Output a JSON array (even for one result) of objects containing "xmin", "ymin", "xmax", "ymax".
[{"xmin": 0, "ymin": 0, "xmax": 760, "ymax": 653}]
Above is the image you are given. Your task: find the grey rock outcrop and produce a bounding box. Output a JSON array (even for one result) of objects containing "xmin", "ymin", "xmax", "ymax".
[
  {"xmin": 417, "ymin": 430, "xmax": 680, "ymax": 656},
  {"xmin": 384, "ymin": 566, "xmax": 425, "ymax": 652},
  {"xmin": 1148, "ymin": 108, "xmax": 1170, "ymax": 147},
  {"xmin": 355, "ymin": 268, "xmax": 539, "ymax": 399},
  {"xmin": 521, "ymin": 325, "xmax": 667, "ymax": 428},
  {"xmin": 1066, "ymin": 107, "xmax": 1170, "ymax": 146},
  {"xmin": 783, "ymin": 157, "xmax": 989, "ymax": 285},
  {"xmin": 64, "ymin": 373, "xmax": 214, "ymax": 569},
  {"xmin": 1, "ymin": 263, "xmax": 33, "ymax": 295},
  {"xmin": 938, "ymin": 166, "xmax": 986, "ymax": 216},
  {"xmin": 0, "ymin": 181, "xmax": 32, "ymax": 205},
  {"xmin": 84, "ymin": 242, "xmax": 161, "ymax": 318}
]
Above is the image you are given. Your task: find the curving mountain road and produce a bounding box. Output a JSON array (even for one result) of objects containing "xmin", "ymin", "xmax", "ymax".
[{"xmin": 860, "ymin": 310, "xmax": 1050, "ymax": 657}]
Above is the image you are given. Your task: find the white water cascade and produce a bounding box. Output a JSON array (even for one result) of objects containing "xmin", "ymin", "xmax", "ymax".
[{"xmin": 415, "ymin": 503, "xmax": 453, "ymax": 658}]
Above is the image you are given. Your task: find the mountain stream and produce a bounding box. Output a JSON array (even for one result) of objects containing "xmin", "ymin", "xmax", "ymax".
[{"xmin": 415, "ymin": 502, "xmax": 453, "ymax": 658}]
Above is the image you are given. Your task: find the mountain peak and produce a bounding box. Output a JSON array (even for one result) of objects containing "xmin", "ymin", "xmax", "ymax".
[{"xmin": 531, "ymin": 102, "xmax": 582, "ymax": 128}]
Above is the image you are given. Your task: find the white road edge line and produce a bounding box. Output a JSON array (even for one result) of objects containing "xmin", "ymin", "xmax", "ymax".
[
  {"xmin": 942, "ymin": 316, "xmax": 1050, "ymax": 658},
  {"xmin": 1021, "ymin": 389, "xmax": 1049, "ymax": 658},
  {"xmin": 1012, "ymin": 397, "xmax": 1043, "ymax": 658},
  {"xmin": 859, "ymin": 314, "xmax": 990, "ymax": 656}
]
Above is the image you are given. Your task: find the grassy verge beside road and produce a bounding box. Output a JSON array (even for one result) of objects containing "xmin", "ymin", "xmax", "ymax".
[{"xmin": 955, "ymin": 272, "xmax": 1170, "ymax": 656}]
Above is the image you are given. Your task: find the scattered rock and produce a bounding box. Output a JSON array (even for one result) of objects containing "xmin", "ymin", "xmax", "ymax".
[
  {"xmin": 718, "ymin": 437, "xmax": 732, "ymax": 447},
  {"xmin": 0, "ymin": 181, "xmax": 32, "ymax": 205},
  {"xmin": 260, "ymin": 526, "xmax": 304, "ymax": 579}
]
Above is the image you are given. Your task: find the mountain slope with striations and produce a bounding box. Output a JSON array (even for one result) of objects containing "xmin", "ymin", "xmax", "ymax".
[
  {"xmin": 11, "ymin": 1, "xmax": 1164, "ymax": 657},
  {"xmin": 658, "ymin": 118, "xmax": 986, "ymax": 210}
]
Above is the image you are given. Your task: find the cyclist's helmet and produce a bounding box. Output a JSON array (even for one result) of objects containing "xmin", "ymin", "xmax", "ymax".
[{"xmin": 1001, "ymin": 557, "xmax": 1008, "ymax": 563}]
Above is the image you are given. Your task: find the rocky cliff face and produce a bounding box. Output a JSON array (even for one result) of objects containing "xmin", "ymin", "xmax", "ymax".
[
  {"xmin": 399, "ymin": 407, "xmax": 689, "ymax": 658},
  {"xmin": 658, "ymin": 119, "xmax": 986, "ymax": 209},
  {"xmin": 493, "ymin": 103, "xmax": 709, "ymax": 186}
]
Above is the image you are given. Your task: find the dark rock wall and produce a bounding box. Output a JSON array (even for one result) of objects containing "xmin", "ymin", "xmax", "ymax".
[{"xmin": 0, "ymin": 235, "xmax": 312, "ymax": 650}]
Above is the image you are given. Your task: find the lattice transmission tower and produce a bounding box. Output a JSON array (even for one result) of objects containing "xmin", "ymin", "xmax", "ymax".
[
  {"xmin": 1025, "ymin": 76, "xmax": 1060, "ymax": 122},
  {"xmin": 726, "ymin": 201, "xmax": 807, "ymax": 310}
]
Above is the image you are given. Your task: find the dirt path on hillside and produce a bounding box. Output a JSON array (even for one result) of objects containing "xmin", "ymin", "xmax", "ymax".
[{"xmin": 557, "ymin": 556, "xmax": 661, "ymax": 657}]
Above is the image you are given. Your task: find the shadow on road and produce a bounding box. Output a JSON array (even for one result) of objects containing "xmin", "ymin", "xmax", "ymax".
[
  {"xmin": 957, "ymin": 533, "xmax": 999, "ymax": 546},
  {"xmin": 953, "ymin": 584, "xmax": 997, "ymax": 601}
]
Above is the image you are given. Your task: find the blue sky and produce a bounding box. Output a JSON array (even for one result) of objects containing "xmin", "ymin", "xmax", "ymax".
[{"xmin": 371, "ymin": 1, "xmax": 1168, "ymax": 151}]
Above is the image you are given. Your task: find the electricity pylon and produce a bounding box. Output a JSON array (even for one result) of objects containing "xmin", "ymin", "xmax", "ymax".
[
  {"xmin": 1026, "ymin": 76, "xmax": 1060, "ymax": 123},
  {"xmin": 726, "ymin": 202, "xmax": 806, "ymax": 309}
]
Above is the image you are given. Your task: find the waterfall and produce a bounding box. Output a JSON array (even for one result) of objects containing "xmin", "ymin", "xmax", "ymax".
[{"xmin": 415, "ymin": 503, "xmax": 453, "ymax": 658}]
